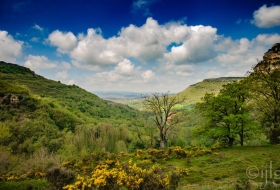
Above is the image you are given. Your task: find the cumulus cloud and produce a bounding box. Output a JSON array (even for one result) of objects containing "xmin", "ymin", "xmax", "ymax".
[
  {"xmin": 114, "ymin": 59, "xmax": 135, "ymax": 75},
  {"xmin": 71, "ymin": 60, "xmax": 101, "ymax": 72},
  {"xmin": 43, "ymin": 17, "xmax": 280, "ymax": 92},
  {"xmin": 252, "ymin": 5, "xmax": 280, "ymax": 28},
  {"xmin": 56, "ymin": 70, "xmax": 69, "ymax": 80},
  {"xmin": 70, "ymin": 28, "xmax": 122, "ymax": 67},
  {"xmin": 48, "ymin": 30, "xmax": 77, "ymax": 53},
  {"xmin": 254, "ymin": 33, "xmax": 280, "ymax": 45},
  {"xmin": 50, "ymin": 18, "xmax": 221, "ymax": 70},
  {"xmin": 0, "ymin": 31, "xmax": 23, "ymax": 63},
  {"xmin": 213, "ymin": 33, "xmax": 280, "ymax": 69},
  {"xmin": 163, "ymin": 25, "xmax": 217, "ymax": 64},
  {"xmin": 141, "ymin": 70, "xmax": 155, "ymax": 80},
  {"xmin": 48, "ymin": 18, "xmax": 193, "ymax": 69},
  {"xmin": 24, "ymin": 55, "xmax": 56, "ymax": 72},
  {"xmin": 92, "ymin": 59, "xmax": 136, "ymax": 83},
  {"xmin": 33, "ymin": 24, "xmax": 43, "ymax": 31}
]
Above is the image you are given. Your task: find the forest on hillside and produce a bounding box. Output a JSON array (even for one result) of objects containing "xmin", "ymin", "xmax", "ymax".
[{"xmin": 0, "ymin": 44, "xmax": 280, "ymax": 189}]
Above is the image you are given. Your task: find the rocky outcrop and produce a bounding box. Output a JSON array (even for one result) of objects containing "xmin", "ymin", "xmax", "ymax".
[
  {"xmin": 254, "ymin": 43, "xmax": 280, "ymax": 72},
  {"xmin": 263, "ymin": 43, "xmax": 280, "ymax": 63}
]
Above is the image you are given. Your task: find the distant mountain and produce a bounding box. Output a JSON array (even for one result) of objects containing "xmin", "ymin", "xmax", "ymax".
[{"xmin": 93, "ymin": 91, "xmax": 143, "ymax": 101}]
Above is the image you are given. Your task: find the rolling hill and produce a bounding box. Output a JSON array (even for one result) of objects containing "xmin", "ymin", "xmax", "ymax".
[
  {"xmin": 0, "ymin": 61, "xmax": 145, "ymax": 157},
  {"xmin": 117, "ymin": 77, "xmax": 244, "ymax": 110},
  {"xmin": 0, "ymin": 61, "xmax": 139, "ymax": 124}
]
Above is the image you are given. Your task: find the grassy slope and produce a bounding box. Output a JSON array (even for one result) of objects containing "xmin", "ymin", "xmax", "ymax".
[
  {"xmin": 117, "ymin": 77, "xmax": 244, "ymax": 110},
  {"xmin": 178, "ymin": 146, "xmax": 280, "ymax": 189},
  {"xmin": 177, "ymin": 77, "xmax": 244, "ymax": 107},
  {"xmin": 0, "ymin": 61, "xmax": 139, "ymax": 124},
  {"xmin": 142, "ymin": 146, "xmax": 280, "ymax": 189}
]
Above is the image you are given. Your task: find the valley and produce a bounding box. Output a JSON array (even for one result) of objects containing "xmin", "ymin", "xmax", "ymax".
[{"xmin": 0, "ymin": 43, "xmax": 280, "ymax": 190}]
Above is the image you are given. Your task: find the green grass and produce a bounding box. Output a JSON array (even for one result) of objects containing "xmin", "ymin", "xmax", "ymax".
[
  {"xmin": 175, "ymin": 146, "xmax": 280, "ymax": 189},
  {"xmin": 128, "ymin": 145, "xmax": 280, "ymax": 189},
  {"xmin": 0, "ymin": 179, "xmax": 50, "ymax": 190}
]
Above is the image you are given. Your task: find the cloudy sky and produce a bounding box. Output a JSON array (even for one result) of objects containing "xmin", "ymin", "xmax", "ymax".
[{"xmin": 1, "ymin": 0, "xmax": 280, "ymax": 93}]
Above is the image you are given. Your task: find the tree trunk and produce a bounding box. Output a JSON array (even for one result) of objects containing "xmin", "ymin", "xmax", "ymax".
[
  {"xmin": 228, "ymin": 137, "xmax": 235, "ymax": 147},
  {"xmin": 239, "ymin": 123, "xmax": 244, "ymax": 146},
  {"xmin": 240, "ymin": 133, "xmax": 244, "ymax": 146},
  {"xmin": 270, "ymin": 129, "xmax": 279, "ymax": 145},
  {"xmin": 159, "ymin": 140, "xmax": 165, "ymax": 149}
]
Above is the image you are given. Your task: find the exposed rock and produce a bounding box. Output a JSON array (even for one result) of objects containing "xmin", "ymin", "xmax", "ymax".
[
  {"xmin": 254, "ymin": 43, "xmax": 280, "ymax": 72},
  {"xmin": 263, "ymin": 43, "xmax": 280, "ymax": 63}
]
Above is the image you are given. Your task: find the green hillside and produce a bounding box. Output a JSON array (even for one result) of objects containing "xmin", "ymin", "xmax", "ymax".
[
  {"xmin": 117, "ymin": 77, "xmax": 244, "ymax": 110},
  {"xmin": 0, "ymin": 61, "xmax": 146, "ymax": 160},
  {"xmin": 177, "ymin": 77, "xmax": 244, "ymax": 107},
  {"xmin": 0, "ymin": 61, "xmax": 139, "ymax": 124}
]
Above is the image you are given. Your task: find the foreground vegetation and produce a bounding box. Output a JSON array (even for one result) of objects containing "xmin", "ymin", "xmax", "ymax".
[{"xmin": 1, "ymin": 145, "xmax": 280, "ymax": 190}]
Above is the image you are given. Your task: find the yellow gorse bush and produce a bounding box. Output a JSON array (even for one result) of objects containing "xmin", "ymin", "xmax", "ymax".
[
  {"xmin": 63, "ymin": 158, "xmax": 175, "ymax": 190},
  {"xmin": 0, "ymin": 169, "xmax": 45, "ymax": 182}
]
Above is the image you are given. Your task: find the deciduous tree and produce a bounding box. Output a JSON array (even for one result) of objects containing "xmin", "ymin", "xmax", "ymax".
[
  {"xmin": 196, "ymin": 81, "xmax": 252, "ymax": 147},
  {"xmin": 142, "ymin": 92, "xmax": 185, "ymax": 149},
  {"xmin": 247, "ymin": 60, "xmax": 280, "ymax": 144}
]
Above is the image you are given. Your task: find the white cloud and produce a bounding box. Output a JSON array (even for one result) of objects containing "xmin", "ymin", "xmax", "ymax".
[
  {"xmin": 254, "ymin": 33, "xmax": 280, "ymax": 46},
  {"xmin": 89, "ymin": 59, "xmax": 136, "ymax": 83},
  {"xmin": 33, "ymin": 24, "xmax": 43, "ymax": 31},
  {"xmin": 30, "ymin": 37, "xmax": 39, "ymax": 42},
  {"xmin": 61, "ymin": 61, "xmax": 71, "ymax": 70},
  {"xmin": 71, "ymin": 60, "xmax": 101, "ymax": 71},
  {"xmin": 40, "ymin": 17, "xmax": 280, "ymax": 93},
  {"xmin": 252, "ymin": 5, "xmax": 280, "ymax": 28},
  {"xmin": 226, "ymin": 70, "xmax": 246, "ymax": 77},
  {"xmin": 51, "ymin": 18, "xmax": 193, "ymax": 69},
  {"xmin": 141, "ymin": 70, "xmax": 155, "ymax": 80},
  {"xmin": 205, "ymin": 70, "xmax": 222, "ymax": 78},
  {"xmin": 70, "ymin": 28, "xmax": 122, "ymax": 67},
  {"xmin": 163, "ymin": 25, "xmax": 217, "ymax": 64},
  {"xmin": 48, "ymin": 30, "xmax": 77, "ymax": 53},
  {"xmin": 56, "ymin": 70, "xmax": 69, "ymax": 80},
  {"xmin": 214, "ymin": 33, "xmax": 280, "ymax": 68},
  {"xmin": 114, "ymin": 59, "xmax": 135, "ymax": 75},
  {"xmin": 67, "ymin": 79, "xmax": 76, "ymax": 85},
  {"xmin": 0, "ymin": 31, "xmax": 23, "ymax": 63},
  {"xmin": 24, "ymin": 55, "xmax": 56, "ymax": 72}
]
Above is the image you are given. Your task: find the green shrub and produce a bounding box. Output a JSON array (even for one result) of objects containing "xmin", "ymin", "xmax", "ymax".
[{"xmin": 45, "ymin": 166, "xmax": 76, "ymax": 189}]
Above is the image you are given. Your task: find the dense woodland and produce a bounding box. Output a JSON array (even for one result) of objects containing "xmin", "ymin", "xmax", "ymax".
[{"xmin": 0, "ymin": 44, "xmax": 280, "ymax": 189}]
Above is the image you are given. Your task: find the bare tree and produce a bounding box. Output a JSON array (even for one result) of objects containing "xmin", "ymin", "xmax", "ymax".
[{"xmin": 142, "ymin": 92, "xmax": 186, "ymax": 149}]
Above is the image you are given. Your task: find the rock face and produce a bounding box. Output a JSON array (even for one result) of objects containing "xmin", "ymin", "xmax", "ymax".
[
  {"xmin": 254, "ymin": 43, "xmax": 280, "ymax": 72},
  {"xmin": 263, "ymin": 43, "xmax": 280, "ymax": 63}
]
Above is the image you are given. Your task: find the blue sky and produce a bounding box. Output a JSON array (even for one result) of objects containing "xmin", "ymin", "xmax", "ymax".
[{"xmin": 0, "ymin": 0, "xmax": 280, "ymax": 93}]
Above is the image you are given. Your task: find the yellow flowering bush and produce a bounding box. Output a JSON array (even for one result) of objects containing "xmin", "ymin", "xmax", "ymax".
[
  {"xmin": 0, "ymin": 169, "xmax": 45, "ymax": 182},
  {"xmin": 172, "ymin": 146, "xmax": 188, "ymax": 158},
  {"xmin": 147, "ymin": 148, "xmax": 166, "ymax": 158},
  {"xmin": 63, "ymin": 159, "xmax": 177, "ymax": 190},
  {"xmin": 185, "ymin": 146, "xmax": 212, "ymax": 157}
]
